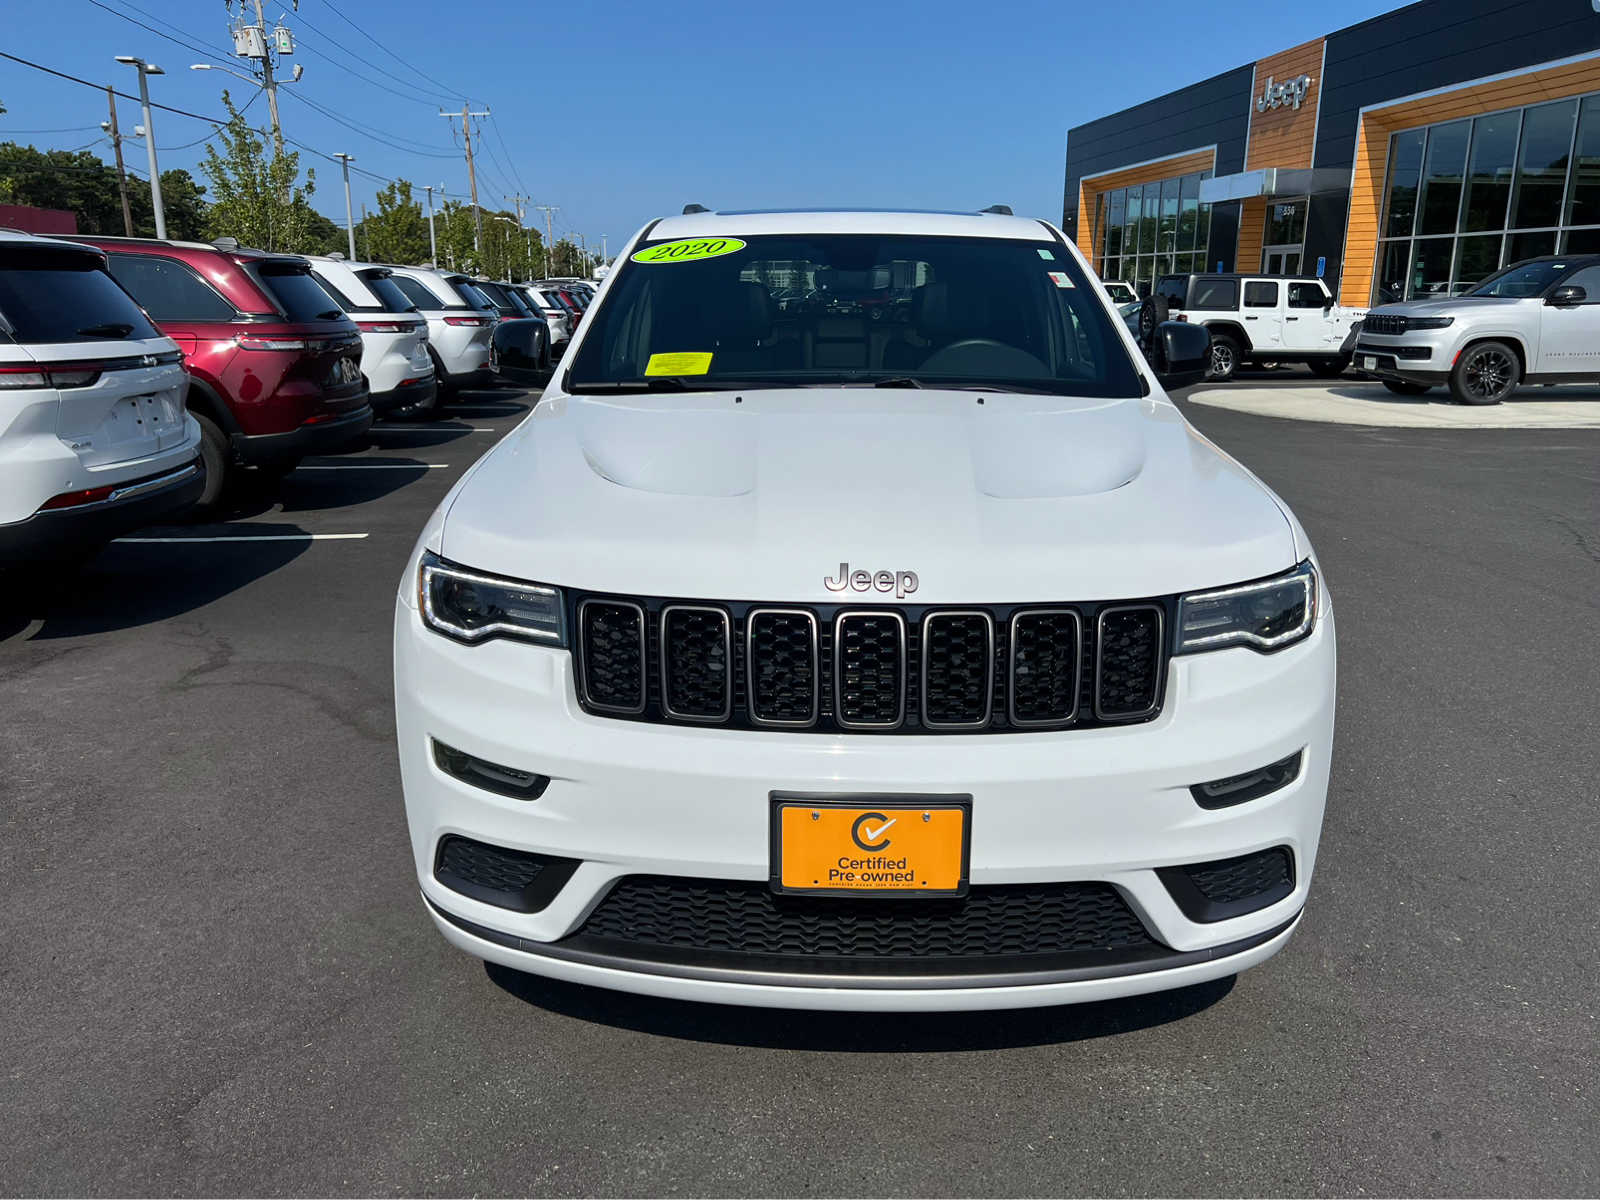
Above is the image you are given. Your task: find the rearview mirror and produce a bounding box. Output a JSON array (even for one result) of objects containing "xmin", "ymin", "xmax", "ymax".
[
  {"xmin": 1152, "ymin": 320, "xmax": 1210, "ymax": 389},
  {"xmin": 1547, "ymin": 285, "xmax": 1586, "ymax": 307}
]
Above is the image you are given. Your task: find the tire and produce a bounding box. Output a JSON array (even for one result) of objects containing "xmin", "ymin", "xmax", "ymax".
[
  {"xmin": 190, "ymin": 412, "xmax": 229, "ymax": 516},
  {"xmin": 1309, "ymin": 356, "xmax": 1350, "ymax": 378},
  {"xmin": 1206, "ymin": 332, "xmax": 1241, "ymax": 381},
  {"xmin": 429, "ymin": 349, "xmax": 459, "ymax": 405},
  {"xmin": 1449, "ymin": 340, "xmax": 1520, "ymax": 405},
  {"xmin": 1383, "ymin": 379, "xmax": 1432, "ymax": 396},
  {"xmin": 1138, "ymin": 295, "xmax": 1169, "ymax": 346}
]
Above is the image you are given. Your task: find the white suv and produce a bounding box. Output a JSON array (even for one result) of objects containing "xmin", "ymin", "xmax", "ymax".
[
  {"xmin": 383, "ymin": 265, "xmax": 496, "ymax": 398},
  {"xmin": 1142, "ymin": 273, "xmax": 1366, "ymax": 381},
  {"xmin": 394, "ymin": 209, "xmax": 1336, "ymax": 1011},
  {"xmin": 304, "ymin": 256, "xmax": 438, "ymax": 418},
  {"xmin": 1, "ymin": 231, "xmax": 203, "ymax": 566}
]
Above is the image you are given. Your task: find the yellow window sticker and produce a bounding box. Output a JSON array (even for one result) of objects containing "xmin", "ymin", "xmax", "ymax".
[
  {"xmin": 631, "ymin": 237, "xmax": 747, "ymax": 264},
  {"xmin": 645, "ymin": 352, "xmax": 713, "ymax": 376}
]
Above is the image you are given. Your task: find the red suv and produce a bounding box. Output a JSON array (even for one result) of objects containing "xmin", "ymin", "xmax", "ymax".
[{"xmin": 73, "ymin": 236, "xmax": 372, "ymax": 509}]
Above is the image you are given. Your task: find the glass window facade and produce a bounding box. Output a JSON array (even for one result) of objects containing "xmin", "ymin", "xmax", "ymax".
[
  {"xmin": 1091, "ymin": 169, "xmax": 1212, "ymax": 297},
  {"xmin": 1375, "ymin": 92, "xmax": 1600, "ymax": 303}
]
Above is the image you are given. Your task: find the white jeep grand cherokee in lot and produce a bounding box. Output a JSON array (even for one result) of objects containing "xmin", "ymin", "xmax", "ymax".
[{"xmin": 394, "ymin": 208, "xmax": 1337, "ymax": 1011}]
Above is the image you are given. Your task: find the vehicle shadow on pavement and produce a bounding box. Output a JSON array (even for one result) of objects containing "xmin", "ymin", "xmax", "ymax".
[
  {"xmin": 484, "ymin": 963, "xmax": 1233, "ymax": 1050},
  {"xmin": 216, "ymin": 460, "xmax": 444, "ymax": 517},
  {"xmin": 7, "ymin": 528, "xmax": 310, "ymax": 640}
]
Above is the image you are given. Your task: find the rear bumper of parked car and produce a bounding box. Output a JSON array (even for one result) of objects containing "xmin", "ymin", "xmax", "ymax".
[
  {"xmin": 0, "ymin": 459, "xmax": 204, "ymax": 565},
  {"xmin": 370, "ymin": 375, "xmax": 437, "ymax": 416},
  {"xmin": 234, "ymin": 401, "xmax": 374, "ymax": 464},
  {"xmin": 394, "ymin": 591, "xmax": 1337, "ymax": 1011}
]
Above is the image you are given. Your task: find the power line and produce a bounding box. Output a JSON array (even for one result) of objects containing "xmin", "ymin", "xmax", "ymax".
[
  {"xmin": 0, "ymin": 50, "xmax": 225, "ymax": 123},
  {"xmin": 85, "ymin": 0, "xmax": 235, "ymax": 68},
  {"xmin": 279, "ymin": 87, "xmax": 457, "ymax": 158},
  {"xmin": 315, "ymin": 0, "xmax": 473, "ymax": 104},
  {"xmin": 289, "ymin": 6, "xmax": 462, "ymax": 107},
  {"xmin": 0, "ymin": 124, "xmax": 104, "ymax": 135},
  {"xmin": 288, "ymin": 27, "xmax": 447, "ymax": 109}
]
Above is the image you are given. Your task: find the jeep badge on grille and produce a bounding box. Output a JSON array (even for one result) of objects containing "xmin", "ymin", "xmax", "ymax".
[{"xmin": 823, "ymin": 562, "xmax": 919, "ymax": 599}]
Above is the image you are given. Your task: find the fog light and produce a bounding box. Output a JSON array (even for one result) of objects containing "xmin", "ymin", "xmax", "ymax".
[
  {"xmin": 432, "ymin": 740, "xmax": 550, "ymax": 800},
  {"xmin": 1191, "ymin": 750, "xmax": 1302, "ymax": 809}
]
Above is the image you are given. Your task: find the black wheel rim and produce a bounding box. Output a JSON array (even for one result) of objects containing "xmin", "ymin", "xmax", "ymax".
[
  {"xmin": 1140, "ymin": 308, "xmax": 1155, "ymax": 338},
  {"xmin": 1464, "ymin": 348, "xmax": 1514, "ymax": 400}
]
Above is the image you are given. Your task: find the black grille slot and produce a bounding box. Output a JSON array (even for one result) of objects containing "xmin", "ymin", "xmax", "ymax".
[
  {"xmin": 1158, "ymin": 846, "xmax": 1296, "ymax": 923},
  {"xmin": 433, "ymin": 835, "xmax": 578, "ymax": 913},
  {"xmin": 660, "ymin": 605, "xmax": 731, "ymax": 721},
  {"xmin": 921, "ymin": 612, "xmax": 993, "ymax": 728},
  {"xmin": 577, "ymin": 876, "xmax": 1156, "ymax": 967},
  {"xmin": 1187, "ymin": 847, "xmax": 1293, "ymax": 905},
  {"xmin": 747, "ymin": 609, "xmax": 818, "ymax": 726},
  {"xmin": 834, "ymin": 612, "xmax": 905, "ymax": 728},
  {"xmin": 1364, "ymin": 313, "xmax": 1406, "ymax": 335},
  {"xmin": 1009, "ymin": 609, "xmax": 1081, "ymax": 727},
  {"xmin": 579, "ymin": 600, "xmax": 645, "ymax": 713},
  {"xmin": 1096, "ymin": 605, "xmax": 1163, "ymax": 720}
]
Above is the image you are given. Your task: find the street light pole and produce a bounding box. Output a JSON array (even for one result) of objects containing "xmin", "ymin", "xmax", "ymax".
[
  {"xmin": 334, "ymin": 153, "xmax": 356, "ymax": 259},
  {"xmin": 424, "ymin": 184, "xmax": 438, "ymax": 266},
  {"xmin": 115, "ymin": 56, "xmax": 166, "ymax": 238}
]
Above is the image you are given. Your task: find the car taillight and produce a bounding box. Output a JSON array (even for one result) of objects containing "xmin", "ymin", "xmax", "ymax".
[
  {"xmin": 356, "ymin": 321, "xmax": 420, "ymax": 333},
  {"xmin": 0, "ymin": 363, "xmax": 103, "ymax": 389},
  {"xmin": 443, "ymin": 315, "xmax": 490, "ymax": 327},
  {"xmin": 38, "ymin": 481, "xmax": 119, "ymax": 510},
  {"xmin": 236, "ymin": 335, "xmax": 312, "ymax": 351}
]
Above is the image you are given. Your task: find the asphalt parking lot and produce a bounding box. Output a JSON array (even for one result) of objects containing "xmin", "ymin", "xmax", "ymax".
[{"xmin": 3, "ymin": 379, "xmax": 1597, "ymax": 1197}]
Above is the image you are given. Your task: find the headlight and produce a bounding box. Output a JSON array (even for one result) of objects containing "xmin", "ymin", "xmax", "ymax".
[
  {"xmin": 1176, "ymin": 562, "xmax": 1317, "ymax": 654},
  {"xmin": 418, "ymin": 551, "xmax": 565, "ymax": 645},
  {"xmin": 1407, "ymin": 316, "xmax": 1454, "ymax": 329}
]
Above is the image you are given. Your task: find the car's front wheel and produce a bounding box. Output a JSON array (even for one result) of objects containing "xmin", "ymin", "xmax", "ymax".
[
  {"xmin": 1450, "ymin": 341, "xmax": 1520, "ymax": 405},
  {"xmin": 1206, "ymin": 332, "xmax": 1241, "ymax": 381},
  {"xmin": 1383, "ymin": 379, "xmax": 1432, "ymax": 396}
]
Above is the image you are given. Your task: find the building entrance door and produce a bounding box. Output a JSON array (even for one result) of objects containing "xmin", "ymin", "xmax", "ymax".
[
  {"xmin": 1261, "ymin": 198, "xmax": 1308, "ymax": 275},
  {"xmin": 1264, "ymin": 247, "xmax": 1302, "ymax": 275}
]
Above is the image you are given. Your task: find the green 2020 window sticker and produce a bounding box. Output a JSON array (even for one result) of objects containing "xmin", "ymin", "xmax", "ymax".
[{"xmin": 631, "ymin": 237, "xmax": 747, "ymax": 264}]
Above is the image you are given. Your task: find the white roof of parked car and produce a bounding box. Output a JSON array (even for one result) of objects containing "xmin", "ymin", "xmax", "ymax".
[
  {"xmin": 642, "ymin": 208, "xmax": 1053, "ymax": 242},
  {"xmin": 0, "ymin": 228, "xmax": 102, "ymax": 249}
]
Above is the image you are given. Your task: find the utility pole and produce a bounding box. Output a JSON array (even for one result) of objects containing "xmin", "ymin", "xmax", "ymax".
[
  {"xmin": 505, "ymin": 193, "xmax": 530, "ymax": 280},
  {"xmin": 102, "ymin": 85, "xmax": 133, "ymax": 236},
  {"xmin": 601, "ymin": 233, "xmax": 607, "ymax": 264},
  {"xmin": 360, "ymin": 202, "xmax": 368, "ymax": 261},
  {"xmin": 424, "ymin": 184, "xmax": 438, "ymax": 266},
  {"xmin": 535, "ymin": 205, "xmax": 558, "ymax": 277},
  {"xmin": 251, "ymin": 0, "xmax": 283, "ymax": 156},
  {"xmin": 115, "ymin": 57, "xmax": 166, "ymax": 239},
  {"xmin": 441, "ymin": 105, "xmax": 490, "ymax": 255},
  {"xmin": 334, "ymin": 153, "xmax": 356, "ymax": 260}
]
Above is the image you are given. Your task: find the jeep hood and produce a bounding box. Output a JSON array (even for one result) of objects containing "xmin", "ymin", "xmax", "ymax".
[
  {"xmin": 1374, "ymin": 296, "xmax": 1528, "ymax": 317},
  {"xmin": 439, "ymin": 390, "xmax": 1299, "ymax": 602}
]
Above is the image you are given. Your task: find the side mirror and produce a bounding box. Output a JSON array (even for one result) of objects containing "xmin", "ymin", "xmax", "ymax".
[
  {"xmin": 1547, "ymin": 285, "xmax": 1586, "ymax": 307},
  {"xmin": 1323, "ymin": 300, "xmax": 1333, "ymax": 313},
  {"xmin": 1152, "ymin": 320, "xmax": 1210, "ymax": 389}
]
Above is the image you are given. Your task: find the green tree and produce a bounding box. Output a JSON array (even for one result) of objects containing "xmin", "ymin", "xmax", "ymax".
[
  {"xmin": 0, "ymin": 141, "xmax": 205, "ymax": 238},
  {"xmin": 356, "ymin": 179, "xmax": 430, "ymax": 264},
  {"xmin": 199, "ymin": 90, "xmax": 320, "ymax": 253}
]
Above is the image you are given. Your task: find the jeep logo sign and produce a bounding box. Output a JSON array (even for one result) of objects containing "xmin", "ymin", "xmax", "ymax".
[
  {"xmin": 823, "ymin": 563, "xmax": 919, "ymax": 599},
  {"xmin": 1257, "ymin": 73, "xmax": 1313, "ymax": 112}
]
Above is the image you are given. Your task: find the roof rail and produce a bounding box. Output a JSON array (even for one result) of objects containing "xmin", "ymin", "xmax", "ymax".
[
  {"xmin": 212, "ymin": 236, "xmax": 239, "ymax": 251},
  {"xmin": 979, "ymin": 204, "xmax": 1013, "ymax": 216},
  {"xmin": 682, "ymin": 203, "xmax": 710, "ymax": 214}
]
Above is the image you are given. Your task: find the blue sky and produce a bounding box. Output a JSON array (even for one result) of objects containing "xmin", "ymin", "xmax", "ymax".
[{"xmin": 2, "ymin": 0, "xmax": 1404, "ymax": 253}]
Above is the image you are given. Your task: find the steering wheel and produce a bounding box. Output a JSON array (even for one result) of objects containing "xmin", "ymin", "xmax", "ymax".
[{"xmin": 918, "ymin": 338, "xmax": 1050, "ymax": 378}]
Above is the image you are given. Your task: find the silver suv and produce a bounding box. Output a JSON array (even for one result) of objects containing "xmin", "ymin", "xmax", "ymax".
[{"xmin": 1357, "ymin": 255, "xmax": 1600, "ymax": 405}]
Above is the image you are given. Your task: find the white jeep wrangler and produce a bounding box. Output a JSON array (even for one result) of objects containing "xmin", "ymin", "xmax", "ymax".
[{"xmin": 1139, "ymin": 273, "xmax": 1366, "ymax": 381}]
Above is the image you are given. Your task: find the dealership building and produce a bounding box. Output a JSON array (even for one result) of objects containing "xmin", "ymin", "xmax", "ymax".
[{"xmin": 1063, "ymin": 0, "xmax": 1600, "ymax": 305}]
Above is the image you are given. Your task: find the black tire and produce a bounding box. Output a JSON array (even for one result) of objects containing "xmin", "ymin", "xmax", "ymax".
[
  {"xmin": 429, "ymin": 349, "xmax": 460, "ymax": 406},
  {"xmin": 190, "ymin": 412, "xmax": 229, "ymax": 516},
  {"xmin": 1206, "ymin": 332, "xmax": 1241, "ymax": 381},
  {"xmin": 1138, "ymin": 295, "xmax": 1169, "ymax": 345},
  {"xmin": 1383, "ymin": 379, "xmax": 1432, "ymax": 396},
  {"xmin": 1449, "ymin": 340, "xmax": 1520, "ymax": 405},
  {"xmin": 1309, "ymin": 356, "xmax": 1350, "ymax": 378}
]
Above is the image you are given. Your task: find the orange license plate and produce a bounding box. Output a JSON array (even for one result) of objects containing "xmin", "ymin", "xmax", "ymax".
[{"xmin": 772, "ymin": 798, "xmax": 970, "ymax": 896}]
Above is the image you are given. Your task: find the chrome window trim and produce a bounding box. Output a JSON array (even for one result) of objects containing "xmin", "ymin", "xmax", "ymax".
[
  {"xmin": 1093, "ymin": 604, "xmax": 1165, "ymax": 722},
  {"xmin": 920, "ymin": 610, "xmax": 994, "ymax": 731},
  {"xmin": 1007, "ymin": 608, "xmax": 1082, "ymax": 729},
  {"xmin": 576, "ymin": 598, "xmax": 647, "ymax": 715},
  {"xmin": 833, "ymin": 610, "xmax": 906, "ymax": 730},
  {"xmin": 658, "ymin": 603, "xmax": 732, "ymax": 723},
  {"xmin": 745, "ymin": 607, "xmax": 819, "ymax": 728}
]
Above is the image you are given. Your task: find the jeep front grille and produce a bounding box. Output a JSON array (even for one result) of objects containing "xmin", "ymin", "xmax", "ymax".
[
  {"xmin": 1363, "ymin": 313, "xmax": 1409, "ymax": 335},
  {"xmin": 572, "ymin": 594, "xmax": 1172, "ymax": 734}
]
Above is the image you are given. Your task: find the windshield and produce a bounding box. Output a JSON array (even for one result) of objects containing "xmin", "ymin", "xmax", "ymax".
[
  {"xmin": 567, "ymin": 233, "xmax": 1140, "ymax": 396},
  {"xmin": 1469, "ymin": 260, "xmax": 1570, "ymax": 298}
]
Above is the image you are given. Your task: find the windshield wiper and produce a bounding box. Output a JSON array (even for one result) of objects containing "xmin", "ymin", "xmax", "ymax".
[
  {"xmin": 872, "ymin": 376, "xmax": 923, "ymax": 388},
  {"xmin": 314, "ymin": 309, "xmax": 345, "ymax": 321},
  {"xmin": 76, "ymin": 322, "xmax": 134, "ymax": 338}
]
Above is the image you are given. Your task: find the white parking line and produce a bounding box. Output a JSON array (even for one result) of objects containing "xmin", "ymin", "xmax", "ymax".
[
  {"xmin": 114, "ymin": 533, "xmax": 370, "ymax": 543},
  {"xmin": 295, "ymin": 463, "xmax": 450, "ymax": 470},
  {"xmin": 372, "ymin": 424, "xmax": 498, "ymax": 432}
]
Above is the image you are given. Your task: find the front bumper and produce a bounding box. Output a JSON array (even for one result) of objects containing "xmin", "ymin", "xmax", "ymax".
[
  {"xmin": 394, "ymin": 596, "xmax": 1336, "ymax": 1010},
  {"xmin": 1354, "ymin": 338, "xmax": 1451, "ymax": 386}
]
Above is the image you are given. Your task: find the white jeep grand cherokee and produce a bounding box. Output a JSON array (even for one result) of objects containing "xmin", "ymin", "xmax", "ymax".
[{"xmin": 394, "ymin": 208, "xmax": 1337, "ymax": 1011}]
